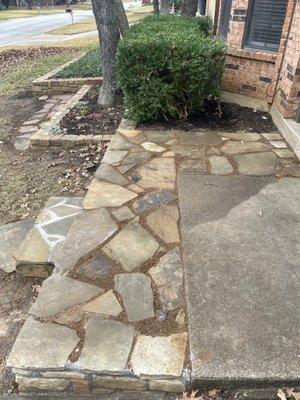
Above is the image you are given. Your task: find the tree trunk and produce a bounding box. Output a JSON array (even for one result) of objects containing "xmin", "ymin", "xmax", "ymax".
[
  {"xmin": 92, "ymin": 0, "xmax": 120, "ymax": 105},
  {"xmin": 153, "ymin": 0, "xmax": 159, "ymax": 13},
  {"xmin": 181, "ymin": 0, "xmax": 198, "ymax": 16},
  {"xmin": 114, "ymin": 0, "xmax": 129, "ymax": 36},
  {"xmin": 160, "ymin": 0, "xmax": 169, "ymax": 14}
]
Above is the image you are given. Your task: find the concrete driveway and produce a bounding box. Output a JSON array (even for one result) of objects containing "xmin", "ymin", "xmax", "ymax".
[{"xmin": 0, "ymin": 1, "xmax": 141, "ymax": 47}]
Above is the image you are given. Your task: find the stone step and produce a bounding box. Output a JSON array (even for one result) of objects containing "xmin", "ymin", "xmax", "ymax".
[{"xmin": 13, "ymin": 197, "xmax": 83, "ymax": 278}]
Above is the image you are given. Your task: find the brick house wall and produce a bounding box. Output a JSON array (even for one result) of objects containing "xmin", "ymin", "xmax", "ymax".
[{"xmin": 213, "ymin": 0, "xmax": 300, "ymax": 120}]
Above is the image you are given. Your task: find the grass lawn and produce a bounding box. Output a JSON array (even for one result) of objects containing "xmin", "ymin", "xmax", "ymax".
[
  {"xmin": 0, "ymin": 51, "xmax": 79, "ymax": 96},
  {"xmin": 46, "ymin": 5, "xmax": 153, "ymax": 35}
]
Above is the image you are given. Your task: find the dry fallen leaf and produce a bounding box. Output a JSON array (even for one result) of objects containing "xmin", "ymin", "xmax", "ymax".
[
  {"xmin": 287, "ymin": 389, "xmax": 300, "ymax": 400},
  {"xmin": 208, "ymin": 389, "xmax": 220, "ymax": 397},
  {"xmin": 278, "ymin": 389, "xmax": 287, "ymax": 400}
]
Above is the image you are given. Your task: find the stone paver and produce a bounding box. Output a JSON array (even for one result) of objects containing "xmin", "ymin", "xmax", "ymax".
[
  {"xmin": 131, "ymin": 158, "xmax": 176, "ymax": 190},
  {"xmin": 103, "ymin": 219, "xmax": 159, "ymax": 271},
  {"xmin": 77, "ymin": 252, "xmax": 116, "ymax": 279},
  {"xmin": 234, "ymin": 152, "xmax": 277, "ymax": 175},
  {"xmin": 270, "ymin": 140, "xmax": 287, "ymax": 148},
  {"xmin": 115, "ymin": 273, "xmax": 154, "ymax": 321},
  {"xmin": 78, "ymin": 317, "xmax": 134, "ymax": 373},
  {"xmin": 83, "ymin": 180, "xmax": 137, "ymax": 209},
  {"xmin": 131, "ymin": 333, "xmax": 187, "ymax": 377},
  {"xmin": 147, "ymin": 205, "xmax": 180, "ymax": 244},
  {"xmin": 29, "ymin": 274, "xmax": 103, "ymax": 317},
  {"xmin": 133, "ymin": 190, "xmax": 176, "ymax": 213},
  {"xmin": 149, "ymin": 248, "xmax": 184, "ymax": 311},
  {"xmin": 262, "ymin": 133, "xmax": 283, "ymax": 141},
  {"xmin": 178, "ymin": 159, "xmax": 206, "ymax": 174},
  {"xmin": 142, "ymin": 142, "xmax": 166, "ymax": 152},
  {"xmin": 273, "ymin": 149, "xmax": 295, "ymax": 158},
  {"xmin": 221, "ymin": 141, "xmax": 271, "ymax": 155},
  {"xmin": 0, "ymin": 219, "xmax": 34, "ymax": 273},
  {"xmin": 95, "ymin": 164, "xmax": 128, "ymax": 186},
  {"xmin": 209, "ymin": 156, "xmax": 233, "ymax": 174},
  {"xmin": 112, "ymin": 206, "xmax": 135, "ymax": 222},
  {"xmin": 83, "ymin": 290, "xmax": 122, "ymax": 316},
  {"xmin": 179, "ymin": 175, "xmax": 300, "ymax": 382},
  {"xmin": 217, "ymin": 132, "xmax": 261, "ymax": 142},
  {"xmin": 52, "ymin": 208, "xmax": 117, "ymax": 273},
  {"xmin": 7, "ymin": 318, "xmax": 79, "ymax": 369}
]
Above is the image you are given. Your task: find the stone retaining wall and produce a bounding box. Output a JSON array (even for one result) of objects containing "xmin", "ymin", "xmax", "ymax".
[
  {"xmin": 30, "ymin": 85, "xmax": 111, "ymax": 148},
  {"xmin": 32, "ymin": 56, "xmax": 102, "ymax": 96}
]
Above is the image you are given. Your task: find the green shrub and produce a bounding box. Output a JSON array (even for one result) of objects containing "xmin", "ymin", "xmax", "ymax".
[
  {"xmin": 57, "ymin": 48, "xmax": 101, "ymax": 78},
  {"xmin": 117, "ymin": 15, "xmax": 226, "ymax": 122}
]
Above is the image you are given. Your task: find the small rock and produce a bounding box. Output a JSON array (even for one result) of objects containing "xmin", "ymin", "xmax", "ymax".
[{"xmin": 175, "ymin": 309, "xmax": 186, "ymax": 327}]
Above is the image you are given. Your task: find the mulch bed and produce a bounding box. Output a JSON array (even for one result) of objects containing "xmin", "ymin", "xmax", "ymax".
[
  {"xmin": 0, "ymin": 47, "xmax": 73, "ymax": 74},
  {"xmin": 60, "ymin": 86, "xmax": 124, "ymax": 136},
  {"xmin": 140, "ymin": 101, "xmax": 278, "ymax": 133}
]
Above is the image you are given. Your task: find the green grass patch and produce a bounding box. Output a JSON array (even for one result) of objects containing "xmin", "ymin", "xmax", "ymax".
[
  {"xmin": 57, "ymin": 48, "xmax": 101, "ymax": 78},
  {"xmin": 0, "ymin": 51, "xmax": 77, "ymax": 96}
]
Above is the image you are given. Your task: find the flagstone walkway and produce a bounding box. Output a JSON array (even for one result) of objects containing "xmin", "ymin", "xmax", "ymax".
[{"xmin": 6, "ymin": 121, "xmax": 300, "ymax": 394}]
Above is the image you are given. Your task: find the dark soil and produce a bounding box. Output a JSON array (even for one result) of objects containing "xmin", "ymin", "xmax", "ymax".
[
  {"xmin": 140, "ymin": 101, "xmax": 278, "ymax": 133},
  {"xmin": 60, "ymin": 86, "xmax": 124, "ymax": 136}
]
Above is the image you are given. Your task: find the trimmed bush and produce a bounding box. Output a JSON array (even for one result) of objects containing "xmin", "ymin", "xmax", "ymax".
[
  {"xmin": 57, "ymin": 48, "xmax": 101, "ymax": 78},
  {"xmin": 117, "ymin": 15, "xmax": 226, "ymax": 122}
]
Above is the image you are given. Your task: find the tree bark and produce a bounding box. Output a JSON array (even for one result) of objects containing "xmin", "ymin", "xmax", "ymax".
[
  {"xmin": 114, "ymin": 0, "xmax": 129, "ymax": 36},
  {"xmin": 181, "ymin": 0, "xmax": 198, "ymax": 16},
  {"xmin": 160, "ymin": 0, "xmax": 169, "ymax": 14},
  {"xmin": 153, "ymin": 0, "xmax": 159, "ymax": 13},
  {"xmin": 92, "ymin": 0, "xmax": 120, "ymax": 105}
]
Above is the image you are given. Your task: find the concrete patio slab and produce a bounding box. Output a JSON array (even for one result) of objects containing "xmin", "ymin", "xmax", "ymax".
[{"xmin": 178, "ymin": 175, "xmax": 300, "ymax": 385}]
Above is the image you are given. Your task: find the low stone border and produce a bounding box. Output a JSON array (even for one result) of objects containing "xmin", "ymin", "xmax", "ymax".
[
  {"xmin": 32, "ymin": 55, "xmax": 102, "ymax": 96},
  {"xmin": 30, "ymin": 85, "xmax": 111, "ymax": 148}
]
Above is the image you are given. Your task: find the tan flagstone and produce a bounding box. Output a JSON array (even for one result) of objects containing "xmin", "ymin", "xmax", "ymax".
[
  {"xmin": 83, "ymin": 290, "xmax": 122, "ymax": 317},
  {"xmin": 83, "ymin": 180, "xmax": 138, "ymax": 209},
  {"xmin": 132, "ymin": 158, "xmax": 176, "ymax": 190},
  {"xmin": 147, "ymin": 205, "xmax": 180, "ymax": 243}
]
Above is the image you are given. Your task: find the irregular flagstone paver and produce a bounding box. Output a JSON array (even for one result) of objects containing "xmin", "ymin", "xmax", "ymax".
[
  {"xmin": 122, "ymin": 151, "xmax": 151, "ymax": 166},
  {"xmin": 95, "ymin": 164, "xmax": 128, "ymax": 186},
  {"xmin": 144, "ymin": 130, "xmax": 176, "ymax": 143},
  {"xmin": 51, "ymin": 208, "xmax": 117, "ymax": 273},
  {"xmin": 29, "ymin": 274, "xmax": 103, "ymax": 317},
  {"xmin": 128, "ymin": 183, "xmax": 144, "ymax": 193},
  {"xmin": 217, "ymin": 132, "xmax": 261, "ymax": 142},
  {"xmin": 108, "ymin": 133, "xmax": 137, "ymax": 151},
  {"xmin": 16, "ymin": 376, "xmax": 69, "ymax": 392},
  {"xmin": 0, "ymin": 219, "xmax": 34, "ymax": 273},
  {"xmin": 170, "ymin": 145, "xmax": 204, "ymax": 158},
  {"xmin": 83, "ymin": 180, "xmax": 137, "ymax": 209},
  {"xmin": 103, "ymin": 219, "xmax": 159, "ymax": 271},
  {"xmin": 117, "ymin": 164, "xmax": 136, "ymax": 174},
  {"xmin": 142, "ymin": 142, "xmax": 166, "ymax": 152},
  {"xmin": 83, "ymin": 290, "xmax": 122, "ymax": 316},
  {"xmin": 286, "ymin": 164, "xmax": 300, "ymax": 177},
  {"xmin": 273, "ymin": 149, "xmax": 294, "ymax": 158},
  {"xmin": 262, "ymin": 132, "xmax": 283, "ymax": 141},
  {"xmin": 114, "ymin": 273, "xmax": 154, "ymax": 321},
  {"xmin": 270, "ymin": 141, "xmax": 287, "ymax": 149},
  {"xmin": 131, "ymin": 158, "xmax": 176, "ymax": 190},
  {"xmin": 179, "ymin": 159, "xmax": 206, "ymax": 174},
  {"xmin": 131, "ymin": 333, "xmax": 187, "ymax": 377},
  {"xmin": 7, "ymin": 317, "xmax": 79, "ymax": 369},
  {"xmin": 112, "ymin": 206, "xmax": 135, "ymax": 222},
  {"xmin": 77, "ymin": 252, "xmax": 116, "ymax": 279},
  {"xmin": 102, "ymin": 150, "xmax": 128, "ymax": 165},
  {"xmin": 179, "ymin": 131, "xmax": 222, "ymax": 146},
  {"xmin": 133, "ymin": 190, "xmax": 176, "ymax": 213},
  {"xmin": 14, "ymin": 227, "xmax": 50, "ymax": 267},
  {"xmin": 149, "ymin": 247, "xmax": 184, "ymax": 311},
  {"xmin": 209, "ymin": 156, "xmax": 233, "ymax": 175},
  {"xmin": 234, "ymin": 152, "xmax": 277, "ymax": 176},
  {"xmin": 78, "ymin": 316, "xmax": 134, "ymax": 373},
  {"xmin": 147, "ymin": 205, "xmax": 180, "ymax": 244},
  {"xmin": 221, "ymin": 141, "xmax": 271, "ymax": 155}
]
